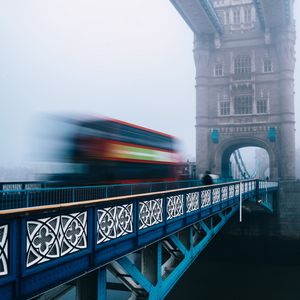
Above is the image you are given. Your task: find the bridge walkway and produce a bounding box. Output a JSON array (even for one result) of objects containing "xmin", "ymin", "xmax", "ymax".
[{"xmin": 0, "ymin": 179, "xmax": 277, "ymax": 299}]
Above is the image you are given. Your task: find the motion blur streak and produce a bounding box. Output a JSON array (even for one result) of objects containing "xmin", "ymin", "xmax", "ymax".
[{"xmin": 42, "ymin": 115, "xmax": 183, "ymax": 185}]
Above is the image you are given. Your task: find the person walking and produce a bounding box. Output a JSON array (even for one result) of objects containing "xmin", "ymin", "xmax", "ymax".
[{"xmin": 201, "ymin": 170, "xmax": 213, "ymax": 185}]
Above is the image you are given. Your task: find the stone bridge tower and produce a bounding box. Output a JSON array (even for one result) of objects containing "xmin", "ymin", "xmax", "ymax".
[{"xmin": 171, "ymin": 0, "xmax": 295, "ymax": 179}]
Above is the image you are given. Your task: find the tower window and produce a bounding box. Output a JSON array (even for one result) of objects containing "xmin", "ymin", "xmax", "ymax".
[
  {"xmin": 233, "ymin": 10, "xmax": 240, "ymax": 24},
  {"xmin": 234, "ymin": 95, "xmax": 252, "ymax": 114},
  {"xmin": 225, "ymin": 10, "xmax": 230, "ymax": 24},
  {"xmin": 257, "ymin": 100, "xmax": 267, "ymax": 114},
  {"xmin": 234, "ymin": 56, "xmax": 251, "ymax": 74},
  {"xmin": 263, "ymin": 59, "xmax": 272, "ymax": 73},
  {"xmin": 215, "ymin": 63, "xmax": 223, "ymax": 76},
  {"xmin": 220, "ymin": 101, "xmax": 230, "ymax": 115},
  {"xmin": 244, "ymin": 8, "xmax": 251, "ymax": 23}
]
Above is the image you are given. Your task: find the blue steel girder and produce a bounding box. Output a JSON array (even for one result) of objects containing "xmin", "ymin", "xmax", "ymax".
[
  {"xmin": 170, "ymin": 0, "xmax": 224, "ymax": 35},
  {"xmin": 253, "ymin": 0, "xmax": 293, "ymax": 30},
  {"xmin": 0, "ymin": 179, "xmax": 277, "ymax": 299},
  {"xmin": 115, "ymin": 206, "xmax": 238, "ymax": 300}
]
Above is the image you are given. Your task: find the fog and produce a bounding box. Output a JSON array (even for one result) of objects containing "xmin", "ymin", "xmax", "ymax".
[
  {"xmin": 0, "ymin": 1, "xmax": 300, "ymax": 177},
  {"xmin": 0, "ymin": 0, "xmax": 195, "ymax": 168}
]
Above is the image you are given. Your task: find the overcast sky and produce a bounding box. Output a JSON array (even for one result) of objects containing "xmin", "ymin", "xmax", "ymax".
[{"xmin": 0, "ymin": 1, "xmax": 300, "ymax": 167}]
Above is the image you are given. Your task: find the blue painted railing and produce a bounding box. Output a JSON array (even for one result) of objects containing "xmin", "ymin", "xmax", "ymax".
[
  {"xmin": 257, "ymin": 180, "xmax": 278, "ymax": 212},
  {"xmin": 0, "ymin": 179, "xmax": 277, "ymax": 299},
  {"xmin": 0, "ymin": 179, "xmax": 233, "ymax": 210}
]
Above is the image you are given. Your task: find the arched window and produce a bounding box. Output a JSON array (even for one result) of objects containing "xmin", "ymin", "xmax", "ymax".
[{"xmin": 234, "ymin": 56, "xmax": 251, "ymax": 74}]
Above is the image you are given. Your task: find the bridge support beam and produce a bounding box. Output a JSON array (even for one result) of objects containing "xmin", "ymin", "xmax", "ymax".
[
  {"xmin": 76, "ymin": 268, "xmax": 106, "ymax": 300},
  {"xmin": 112, "ymin": 205, "xmax": 238, "ymax": 300},
  {"xmin": 178, "ymin": 227, "xmax": 190, "ymax": 250},
  {"xmin": 141, "ymin": 243, "xmax": 159, "ymax": 286}
]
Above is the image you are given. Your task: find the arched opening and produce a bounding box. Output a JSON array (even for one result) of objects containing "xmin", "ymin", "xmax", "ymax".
[
  {"xmin": 228, "ymin": 147, "xmax": 269, "ymax": 180},
  {"xmin": 211, "ymin": 135, "xmax": 280, "ymax": 180},
  {"xmin": 212, "ymin": 136, "xmax": 279, "ymax": 180}
]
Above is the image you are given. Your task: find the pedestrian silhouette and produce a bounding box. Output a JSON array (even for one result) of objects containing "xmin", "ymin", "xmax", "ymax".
[{"xmin": 202, "ymin": 170, "xmax": 213, "ymax": 185}]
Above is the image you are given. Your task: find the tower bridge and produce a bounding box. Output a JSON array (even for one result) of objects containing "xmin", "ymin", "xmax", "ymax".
[
  {"xmin": 171, "ymin": 0, "xmax": 295, "ymax": 180},
  {"xmin": 0, "ymin": 0, "xmax": 298, "ymax": 299}
]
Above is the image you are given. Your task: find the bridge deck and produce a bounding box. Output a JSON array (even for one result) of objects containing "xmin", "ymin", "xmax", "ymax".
[{"xmin": 0, "ymin": 179, "xmax": 277, "ymax": 299}]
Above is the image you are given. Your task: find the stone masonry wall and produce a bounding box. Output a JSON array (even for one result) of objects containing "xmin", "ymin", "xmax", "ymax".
[
  {"xmin": 224, "ymin": 181, "xmax": 300, "ymax": 240},
  {"xmin": 277, "ymin": 180, "xmax": 300, "ymax": 239}
]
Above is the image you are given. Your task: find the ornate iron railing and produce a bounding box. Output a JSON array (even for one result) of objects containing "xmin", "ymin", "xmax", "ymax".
[{"xmin": 0, "ymin": 179, "xmax": 277, "ymax": 299}]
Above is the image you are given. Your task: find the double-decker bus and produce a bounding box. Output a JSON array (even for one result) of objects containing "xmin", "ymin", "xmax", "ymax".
[{"xmin": 47, "ymin": 116, "xmax": 183, "ymax": 185}]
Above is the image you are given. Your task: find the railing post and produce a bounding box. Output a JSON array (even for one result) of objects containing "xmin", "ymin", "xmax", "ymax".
[
  {"xmin": 255, "ymin": 179, "xmax": 260, "ymax": 202},
  {"xmin": 97, "ymin": 267, "xmax": 106, "ymax": 300},
  {"xmin": 26, "ymin": 191, "xmax": 29, "ymax": 207},
  {"xmin": 265, "ymin": 180, "xmax": 268, "ymax": 206},
  {"xmin": 239, "ymin": 181, "xmax": 242, "ymax": 223}
]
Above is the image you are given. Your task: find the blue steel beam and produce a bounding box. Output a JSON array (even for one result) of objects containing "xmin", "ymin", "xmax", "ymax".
[
  {"xmin": 116, "ymin": 205, "xmax": 238, "ymax": 299},
  {"xmin": 254, "ymin": 0, "xmax": 293, "ymax": 30},
  {"xmin": 0, "ymin": 179, "xmax": 277, "ymax": 299},
  {"xmin": 196, "ymin": 0, "xmax": 223, "ymax": 35},
  {"xmin": 97, "ymin": 268, "xmax": 106, "ymax": 300},
  {"xmin": 253, "ymin": 0, "xmax": 265, "ymax": 30},
  {"xmin": 170, "ymin": 0, "xmax": 224, "ymax": 35}
]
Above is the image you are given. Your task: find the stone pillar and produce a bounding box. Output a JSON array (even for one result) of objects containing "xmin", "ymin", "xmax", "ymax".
[
  {"xmin": 276, "ymin": 27, "xmax": 296, "ymax": 179},
  {"xmin": 194, "ymin": 33, "xmax": 213, "ymax": 177}
]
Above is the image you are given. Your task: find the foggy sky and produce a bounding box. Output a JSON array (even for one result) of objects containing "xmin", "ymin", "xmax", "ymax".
[{"xmin": 0, "ymin": 1, "xmax": 300, "ymax": 167}]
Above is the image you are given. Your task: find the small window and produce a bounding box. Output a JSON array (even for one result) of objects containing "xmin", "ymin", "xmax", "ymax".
[
  {"xmin": 263, "ymin": 59, "xmax": 272, "ymax": 73},
  {"xmin": 220, "ymin": 101, "xmax": 230, "ymax": 115},
  {"xmin": 233, "ymin": 10, "xmax": 240, "ymax": 24},
  {"xmin": 234, "ymin": 95, "xmax": 252, "ymax": 114},
  {"xmin": 234, "ymin": 56, "xmax": 251, "ymax": 74},
  {"xmin": 257, "ymin": 100, "xmax": 267, "ymax": 114},
  {"xmin": 225, "ymin": 10, "xmax": 230, "ymax": 25},
  {"xmin": 215, "ymin": 63, "xmax": 223, "ymax": 76},
  {"xmin": 244, "ymin": 8, "xmax": 251, "ymax": 23}
]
